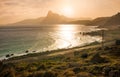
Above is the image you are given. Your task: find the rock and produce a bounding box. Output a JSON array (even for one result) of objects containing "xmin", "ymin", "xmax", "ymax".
[
  {"xmin": 25, "ymin": 50, "xmax": 29, "ymax": 53},
  {"xmin": 32, "ymin": 51, "xmax": 36, "ymax": 52},
  {"xmin": 6, "ymin": 54, "xmax": 10, "ymax": 57},
  {"xmin": 11, "ymin": 54, "xmax": 14, "ymax": 56}
]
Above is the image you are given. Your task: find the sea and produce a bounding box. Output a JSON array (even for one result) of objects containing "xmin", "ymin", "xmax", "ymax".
[{"xmin": 0, "ymin": 24, "xmax": 101, "ymax": 60}]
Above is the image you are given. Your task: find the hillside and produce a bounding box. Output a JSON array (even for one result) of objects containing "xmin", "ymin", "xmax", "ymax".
[
  {"xmin": 103, "ymin": 12, "xmax": 120, "ymax": 26},
  {"xmin": 68, "ymin": 12, "xmax": 120, "ymax": 27}
]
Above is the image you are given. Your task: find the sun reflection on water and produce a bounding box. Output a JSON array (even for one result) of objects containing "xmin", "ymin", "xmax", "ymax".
[
  {"xmin": 58, "ymin": 24, "xmax": 76, "ymax": 40},
  {"xmin": 54, "ymin": 24, "xmax": 102, "ymax": 49},
  {"xmin": 55, "ymin": 24, "xmax": 78, "ymax": 48}
]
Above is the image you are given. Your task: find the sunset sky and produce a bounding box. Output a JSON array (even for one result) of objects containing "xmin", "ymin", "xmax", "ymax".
[{"xmin": 0, "ymin": 0, "xmax": 120, "ymax": 24}]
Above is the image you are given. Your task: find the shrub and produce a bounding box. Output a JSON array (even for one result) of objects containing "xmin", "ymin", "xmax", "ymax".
[
  {"xmin": 88, "ymin": 66, "xmax": 103, "ymax": 74},
  {"xmin": 37, "ymin": 64, "xmax": 46, "ymax": 70},
  {"xmin": 0, "ymin": 67, "xmax": 15, "ymax": 77},
  {"xmin": 26, "ymin": 63, "xmax": 38, "ymax": 72},
  {"xmin": 44, "ymin": 71, "xmax": 57, "ymax": 77},
  {"xmin": 73, "ymin": 67, "xmax": 81, "ymax": 74},
  {"xmin": 90, "ymin": 53, "xmax": 108, "ymax": 64},
  {"xmin": 74, "ymin": 51, "xmax": 80, "ymax": 56},
  {"xmin": 81, "ymin": 53, "xmax": 88, "ymax": 58}
]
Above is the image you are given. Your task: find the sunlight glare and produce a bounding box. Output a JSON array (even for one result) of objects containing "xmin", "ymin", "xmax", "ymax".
[{"xmin": 62, "ymin": 6, "xmax": 74, "ymax": 17}]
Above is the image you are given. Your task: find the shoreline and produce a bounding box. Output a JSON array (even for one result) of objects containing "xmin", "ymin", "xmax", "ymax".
[
  {"xmin": 1, "ymin": 41, "xmax": 98, "ymax": 62},
  {"xmin": 0, "ymin": 38, "xmax": 101, "ymax": 61},
  {"xmin": 3, "ymin": 39, "xmax": 115, "ymax": 64},
  {"xmin": 0, "ymin": 25, "xmax": 102, "ymax": 61}
]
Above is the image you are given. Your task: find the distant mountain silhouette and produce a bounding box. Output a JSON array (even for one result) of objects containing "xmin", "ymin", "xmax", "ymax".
[
  {"xmin": 12, "ymin": 11, "xmax": 120, "ymax": 26},
  {"xmin": 13, "ymin": 17, "xmax": 44, "ymax": 25},
  {"xmin": 13, "ymin": 10, "xmax": 73, "ymax": 25}
]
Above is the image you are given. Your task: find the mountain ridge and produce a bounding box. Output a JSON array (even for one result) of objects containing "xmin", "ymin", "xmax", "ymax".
[
  {"xmin": 12, "ymin": 10, "xmax": 73, "ymax": 25},
  {"xmin": 11, "ymin": 11, "xmax": 120, "ymax": 27}
]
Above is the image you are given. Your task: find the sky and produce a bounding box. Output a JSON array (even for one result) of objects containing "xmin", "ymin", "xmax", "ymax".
[{"xmin": 0, "ymin": 0, "xmax": 120, "ymax": 25}]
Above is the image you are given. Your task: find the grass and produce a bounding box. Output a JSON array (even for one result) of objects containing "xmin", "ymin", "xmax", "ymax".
[{"xmin": 1, "ymin": 44, "xmax": 120, "ymax": 77}]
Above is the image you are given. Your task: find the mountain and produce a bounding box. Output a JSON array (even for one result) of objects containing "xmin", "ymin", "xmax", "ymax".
[
  {"xmin": 88, "ymin": 12, "xmax": 120, "ymax": 26},
  {"xmin": 68, "ymin": 12, "xmax": 120, "ymax": 27},
  {"xmin": 11, "ymin": 11, "xmax": 120, "ymax": 26},
  {"xmin": 102, "ymin": 12, "xmax": 120, "ymax": 26},
  {"xmin": 12, "ymin": 11, "xmax": 72, "ymax": 25},
  {"xmin": 91, "ymin": 17, "xmax": 110, "ymax": 26},
  {"xmin": 13, "ymin": 17, "xmax": 44, "ymax": 25},
  {"xmin": 41, "ymin": 11, "xmax": 71, "ymax": 24}
]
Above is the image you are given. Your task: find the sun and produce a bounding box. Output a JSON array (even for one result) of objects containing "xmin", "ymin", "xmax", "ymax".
[{"xmin": 62, "ymin": 6, "xmax": 74, "ymax": 17}]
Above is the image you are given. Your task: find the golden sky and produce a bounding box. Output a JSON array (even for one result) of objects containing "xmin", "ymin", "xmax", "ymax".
[{"xmin": 0, "ymin": 0, "xmax": 120, "ymax": 24}]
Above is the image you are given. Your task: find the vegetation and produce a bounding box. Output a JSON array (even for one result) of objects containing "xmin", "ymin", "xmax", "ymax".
[{"xmin": 0, "ymin": 44, "xmax": 120, "ymax": 77}]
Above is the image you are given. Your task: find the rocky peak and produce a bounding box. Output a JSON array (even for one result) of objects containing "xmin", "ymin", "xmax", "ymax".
[
  {"xmin": 46, "ymin": 10, "xmax": 60, "ymax": 17},
  {"xmin": 47, "ymin": 10, "xmax": 53, "ymax": 15}
]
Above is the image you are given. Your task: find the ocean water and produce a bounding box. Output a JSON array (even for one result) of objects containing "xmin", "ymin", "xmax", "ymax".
[{"xmin": 0, "ymin": 24, "xmax": 101, "ymax": 59}]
